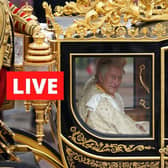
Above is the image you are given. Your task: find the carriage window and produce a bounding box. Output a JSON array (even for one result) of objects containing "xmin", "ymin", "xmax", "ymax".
[{"xmin": 73, "ymin": 54, "xmax": 153, "ymax": 137}]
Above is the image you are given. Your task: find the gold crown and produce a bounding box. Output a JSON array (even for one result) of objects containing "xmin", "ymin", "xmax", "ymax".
[{"xmin": 21, "ymin": 2, "xmax": 37, "ymax": 21}]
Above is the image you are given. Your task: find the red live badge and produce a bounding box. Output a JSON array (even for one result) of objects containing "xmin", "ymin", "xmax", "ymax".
[{"xmin": 6, "ymin": 72, "xmax": 64, "ymax": 100}]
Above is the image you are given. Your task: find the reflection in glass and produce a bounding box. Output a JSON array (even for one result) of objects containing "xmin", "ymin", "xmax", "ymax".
[{"xmin": 75, "ymin": 56, "xmax": 151, "ymax": 136}]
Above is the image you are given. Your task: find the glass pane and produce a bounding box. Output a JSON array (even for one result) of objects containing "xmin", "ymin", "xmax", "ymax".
[{"xmin": 74, "ymin": 54, "xmax": 152, "ymax": 137}]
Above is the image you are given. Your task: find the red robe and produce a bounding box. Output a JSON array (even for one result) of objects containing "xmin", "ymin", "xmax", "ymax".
[{"xmin": 0, "ymin": 68, "xmax": 7, "ymax": 107}]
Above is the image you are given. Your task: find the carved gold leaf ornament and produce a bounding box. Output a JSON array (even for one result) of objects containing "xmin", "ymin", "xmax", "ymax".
[
  {"xmin": 54, "ymin": 0, "xmax": 168, "ymax": 21},
  {"xmin": 43, "ymin": 1, "xmax": 168, "ymax": 39},
  {"xmin": 42, "ymin": 2, "xmax": 63, "ymax": 39},
  {"xmin": 152, "ymin": 23, "xmax": 166, "ymax": 37},
  {"xmin": 66, "ymin": 147, "xmax": 160, "ymax": 168},
  {"xmin": 140, "ymin": 27, "xmax": 148, "ymax": 37},
  {"xmin": 54, "ymin": 0, "xmax": 95, "ymax": 16},
  {"xmin": 65, "ymin": 17, "xmax": 168, "ymax": 39},
  {"xmin": 101, "ymin": 24, "xmax": 115, "ymax": 37},
  {"xmin": 139, "ymin": 64, "xmax": 150, "ymax": 94},
  {"xmin": 139, "ymin": 98, "xmax": 150, "ymax": 110},
  {"xmin": 127, "ymin": 27, "xmax": 139, "ymax": 38},
  {"xmin": 138, "ymin": 64, "xmax": 151, "ymax": 110},
  {"xmin": 115, "ymin": 26, "xmax": 127, "ymax": 37},
  {"xmin": 69, "ymin": 127, "xmax": 155, "ymax": 153},
  {"xmin": 159, "ymin": 145, "xmax": 168, "ymax": 155}
]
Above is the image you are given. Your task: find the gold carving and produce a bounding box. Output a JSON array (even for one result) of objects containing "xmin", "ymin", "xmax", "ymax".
[
  {"xmin": 43, "ymin": 1, "xmax": 168, "ymax": 39},
  {"xmin": 23, "ymin": 32, "xmax": 56, "ymax": 145},
  {"xmin": 43, "ymin": 2, "xmax": 63, "ymax": 39},
  {"xmin": 54, "ymin": 0, "xmax": 168, "ymax": 22},
  {"xmin": 139, "ymin": 98, "xmax": 150, "ymax": 110},
  {"xmin": 139, "ymin": 64, "xmax": 150, "ymax": 94},
  {"xmin": 66, "ymin": 146, "xmax": 160, "ymax": 168},
  {"xmin": 31, "ymin": 100, "xmax": 50, "ymax": 145},
  {"xmin": 25, "ymin": 32, "xmax": 53, "ymax": 63},
  {"xmin": 69, "ymin": 127, "xmax": 155, "ymax": 153},
  {"xmin": 159, "ymin": 145, "xmax": 168, "ymax": 155},
  {"xmin": 54, "ymin": 0, "xmax": 168, "ymax": 23},
  {"xmin": 64, "ymin": 14, "xmax": 168, "ymax": 39},
  {"xmin": 138, "ymin": 64, "xmax": 151, "ymax": 110},
  {"xmin": 152, "ymin": 23, "xmax": 167, "ymax": 37},
  {"xmin": 54, "ymin": 0, "xmax": 95, "ymax": 16},
  {"xmin": 0, "ymin": 1, "xmax": 13, "ymax": 69},
  {"xmin": 0, "ymin": 120, "xmax": 20, "ymax": 161}
]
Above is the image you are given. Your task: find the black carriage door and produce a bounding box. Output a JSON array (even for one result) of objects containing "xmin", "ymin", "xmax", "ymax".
[{"xmin": 59, "ymin": 40, "xmax": 164, "ymax": 168}]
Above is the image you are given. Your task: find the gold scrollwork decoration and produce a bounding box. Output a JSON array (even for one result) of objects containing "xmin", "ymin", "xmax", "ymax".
[
  {"xmin": 43, "ymin": 1, "xmax": 168, "ymax": 39},
  {"xmin": 66, "ymin": 146, "xmax": 160, "ymax": 168},
  {"xmin": 54, "ymin": 0, "xmax": 168, "ymax": 22},
  {"xmin": 152, "ymin": 23, "xmax": 166, "ymax": 37},
  {"xmin": 139, "ymin": 98, "xmax": 150, "ymax": 110},
  {"xmin": 69, "ymin": 127, "xmax": 155, "ymax": 153},
  {"xmin": 54, "ymin": 0, "xmax": 95, "ymax": 16},
  {"xmin": 159, "ymin": 145, "xmax": 168, "ymax": 155},
  {"xmin": 139, "ymin": 64, "xmax": 150, "ymax": 94},
  {"xmin": 43, "ymin": 2, "xmax": 63, "ymax": 39},
  {"xmin": 64, "ymin": 20, "xmax": 168, "ymax": 39}
]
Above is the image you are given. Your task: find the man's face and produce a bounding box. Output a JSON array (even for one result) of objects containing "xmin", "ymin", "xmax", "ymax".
[{"xmin": 99, "ymin": 66, "xmax": 123, "ymax": 96}]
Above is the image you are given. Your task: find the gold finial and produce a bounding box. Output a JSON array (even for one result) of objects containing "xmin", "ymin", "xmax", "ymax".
[
  {"xmin": 25, "ymin": 32, "xmax": 52, "ymax": 63},
  {"xmin": 22, "ymin": 1, "xmax": 33, "ymax": 14},
  {"xmin": 31, "ymin": 100, "xmax": 50, "ymax": 145}
]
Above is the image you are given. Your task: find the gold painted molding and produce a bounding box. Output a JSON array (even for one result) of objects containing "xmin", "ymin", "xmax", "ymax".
[
  {"xmin": 65, "ymin": 146, "xmax": 160, "ymax": 168},
  {"xmin": 69, "ymin": 127, "xmax": 155, "ymax": 153},
  {"xmin": 14, "ymin": 133, "xmax": 63, "ymax": 168}
]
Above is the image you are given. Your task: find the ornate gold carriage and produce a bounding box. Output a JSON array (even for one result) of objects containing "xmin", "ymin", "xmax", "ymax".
[{"xmin": 2, "ymin": 0, "xmax": 168, "ymax": 167}]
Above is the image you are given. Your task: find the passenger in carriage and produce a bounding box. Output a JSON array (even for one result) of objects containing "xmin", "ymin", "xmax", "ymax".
[{"xmin": 78, "ymin": 57, "xmax": 149, "ymax": 135}]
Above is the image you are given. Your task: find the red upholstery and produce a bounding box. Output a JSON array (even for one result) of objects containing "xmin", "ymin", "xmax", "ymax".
[{"xmin": 0, "ymin": 68, "xmax": 7, "ymax": 107}]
